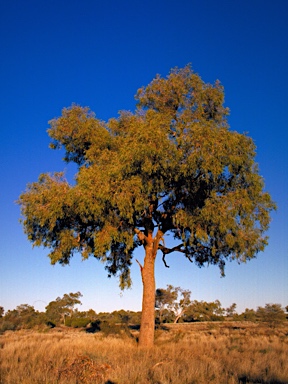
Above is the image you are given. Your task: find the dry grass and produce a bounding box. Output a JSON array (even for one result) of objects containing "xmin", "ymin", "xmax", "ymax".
[{"xmin": 0, "ymin": 322, "xmax": 287, "ymax": 384}]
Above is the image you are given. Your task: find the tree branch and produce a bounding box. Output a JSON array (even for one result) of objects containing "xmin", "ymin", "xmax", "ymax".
[
  {"xmin": 158, "ymin": 243, "xmax": 186, "ymax": 268},
  {"xmin": 162, "ymin": 254, "xmax": 170, "ymax": 268},
  {"xmin": 158, "ymin": 243, "xmax": 185, "ymax": 255},
  {"xmin": 134, "ymin": 228, "xmax": 148, "ymax": 243},
  {"xmin": 153, "ymin": 230, "xmax": 164, "ymax": 258},
  {"xmin": 136, "ymin": 259, "xmax": 143, "ymax": 272}
]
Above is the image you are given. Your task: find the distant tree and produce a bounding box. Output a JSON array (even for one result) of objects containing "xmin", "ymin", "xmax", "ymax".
[
  {"xmin": 16, "ymin": 304, "xmax": 39, "ymax": 328},
  {"xmin": 126, "ymin": 311, "xmax": 142, "ymax": 325},
  {"xmin": 1, "ymin": 309, "xmax": 19, "ymax": 331},
  {"xmin": 85, "ymin": 309, "xmax": 97, "ymax": 322},
  {"xmin": 185, "ymin": 300, "xmax": 224, "ymax": 322},
  {"xmin": 45, "ymin": 292, "xmax": 82, "ymax": 326},
  {"xmin": 156, "ymin": 285, "xmax": 192, "ymax": 324},
  {"xmin": 226, "ymin": 303, "xmax": 237, "ymax": 318},
  {"xmin": 155, "ymin": 285, "xmax": 178, "ymax": 324},
  {"xmin": 174, "ymin": 289, "xmax": 192, "ymax": 323},
  {"xmin": 237, "ymin": 308, "xmax": 257, "ymax": 322},
  {"xmin": 18, "ymin": 65, "xmax": 276, "ymax": 347},
  {"xmin": 256, "ymin": 304, "xmax": 286, "ymax": 327},
  {"xmin": 0, "ymin": 306, "xmax": 4, "ymax": 318},
  {"xmin": 61, "ymin": 292, "xmax": 82, "ymax": 318},
  {"xmin": 2, "ymin": 304, "xmax": 41, "ymax": 330}
]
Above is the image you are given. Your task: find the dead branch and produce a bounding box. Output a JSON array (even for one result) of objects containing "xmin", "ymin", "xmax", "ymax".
[
  {"xmin": 162, "ymin": 254, "xmax": 170, "ymax": 268},
  {"xmin": 136, "ymin": 259, "xmax": 143, "ymax": 272}
]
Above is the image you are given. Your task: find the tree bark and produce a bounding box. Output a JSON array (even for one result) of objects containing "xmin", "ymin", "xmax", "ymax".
[{"xmin": 138, "ymin": 242, "xmax": 156, "ymax": 348}]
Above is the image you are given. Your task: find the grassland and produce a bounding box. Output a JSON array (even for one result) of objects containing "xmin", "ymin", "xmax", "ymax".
[{"xmin": 0, "ymin": 322, "xmax": 287, "ymax": 384}]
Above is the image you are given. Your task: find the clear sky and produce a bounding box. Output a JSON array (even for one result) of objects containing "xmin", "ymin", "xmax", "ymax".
[{"xmin": 0, "ymin": 0, "xmax": 287, "ymax": 315}]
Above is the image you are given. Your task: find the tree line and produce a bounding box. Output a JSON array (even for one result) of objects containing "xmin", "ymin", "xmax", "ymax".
[
  {"xmin": 155, "ymin": 285, "xmax": 287, "ymax": 326},
  {"xmin": 1, "ymin": 288, "xmax": 287, "ymax": 334}
]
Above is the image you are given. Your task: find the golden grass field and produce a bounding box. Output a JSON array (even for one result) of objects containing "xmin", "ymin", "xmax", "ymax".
[{"xmin": 0, "ymin": 322, "xmax": 287, "ymax": 384}]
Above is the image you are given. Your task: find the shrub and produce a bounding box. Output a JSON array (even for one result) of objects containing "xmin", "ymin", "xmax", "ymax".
[
  {"xmin": 70, "ymin": 318, "xmax": 91, "ymax": 328},
  {"xmin": 0, "ymin": 320, "xmax": 17, "ymax": 333}
]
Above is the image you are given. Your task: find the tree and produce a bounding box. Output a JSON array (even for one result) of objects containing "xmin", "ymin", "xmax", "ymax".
[
  {"xmin": 156, "ymin": 285, "xmax": 192, "ymax": 324},
  {"xmin": 256, "ymin": 303, "xmax": 286, "ymax": 327},
  {"xmin": 226, "ymin": 303, "xmax": 237, "ymax": 318},
  {"xmin": 85, "ymin": 309, "xmax": 97, "ymax": 322},
  {"xmin": 45, "ymin": 292, "xmax": 82, "ymax": 326},
  {"xmin": 173, "ymin": 288, "xmax": 192, "ymax": 323},
  {"xmin": 185, "ymin": 300, "xmax": 224, "ymax": 321},
  {"xmin": 155, "ymin": 285, "xmax": 178, "ymax": 324},
  {"xmin": 18, "ymin": 65, "xmax": 275, "ymax": 347},
  {"xmin": 2, "ymin": 304, "xmax": 41, "ymax": 330},
  {"xmin": 237, "ymin": 308, "xmax": 257, "ymax": 322}
]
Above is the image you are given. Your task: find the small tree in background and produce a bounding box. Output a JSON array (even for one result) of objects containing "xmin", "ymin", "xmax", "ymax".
[
  {"xmin": 237, "ymin": 308, "xmax": 257, "ymax": 322},
  {"xmin": 226, "ymin": 303, "xmax": 237, "ymax": 318},
  {"xmin": 156, "ymin": 285, "xmax": 192, "ymax": 324},
  {"xmin": 174, "ymin": 289, "xmax": 192, "ymax": 323},
  {"xmin": 155, "ymin": 285, "xmax": 178, "ymax": 324},
  {"xmin": 256, "ymin": 304, "xmax": 286, "ymax": 327},
  {"xmin": 45, "ymin": 292, "xmax": 82, "ymax": 326},
  {"xmin": 86, "ymin": 309, "xmax": 97, "ymax": 322},
  {"xmin": 19, "ymin": 65, "xmax": 276, "ymax": 347},
  {"xmin": 1, "ymin": 304, "xmax": 41, "ymax": 330},
  {"xmin": 185, "ymin": 300, "xmax": 224, "ymax": 322}
]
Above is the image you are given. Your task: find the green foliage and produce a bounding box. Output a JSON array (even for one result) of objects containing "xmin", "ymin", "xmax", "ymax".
[
  {"xmin": 155, "ymin": 285, "xmax": 178, "ymax": 323},
  {"xmin": 45, "ymin": 292, "xmax": 82, "ymax": 326},
  {"xmin": 65, "ymin": 317, "xmax": 90, "ymax": 328},
  {"xmin": 184, "ymin": 300, "xmax": 224, "ymax": 322},
  {"xmin": 236, "ymin": 308, "xmax": 257, "ymax": 322},
  {"xmin": 18, "ymin": 65, "xmax": 275, "ymax": 288},
  {"xmin": 97, "ymin": 321, "xmax": 124, "ymax": 336},
  {"xmin": 0, "ymin": 320, "xmax": 17, "ymax": 333},
  {"xmin": 226, "ymin": 303, "xmax": 237, "ymax": 318},
  {"xmin": 85, "ymin": 309, "xmax": 97, "ymax": 321},
  {"xmin": 85, "ymin": 310, "xmax": 141, "ymax": 335},
  {"xmin": 1, "ymin": 304, "xmax": 43, "ymax": 330},
  {"xmin": 236, "ymin": 305, "xmax": 286, "ymax": 325},
  {"xmin": 0, "ymin": 297, "xmax": 286, "ymax": 333},
  {"xmin": 155, "ymin": 285, "xmax": 192, "ymax": 323},
  {"xmin": 256, "ymin": 303, "xmax": 286, "ymax": 327}
]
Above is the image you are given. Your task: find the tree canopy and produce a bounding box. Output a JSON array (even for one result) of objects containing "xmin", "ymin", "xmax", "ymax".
[
  {"xmin": 19, "ymin": 66, "xmax": 275, "ymax": 282},
  {"xmin": 18, "ymin": 65, "xmax": 276, "ymax": 346}
]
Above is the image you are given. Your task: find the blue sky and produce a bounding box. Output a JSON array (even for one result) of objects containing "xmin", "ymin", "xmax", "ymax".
[{"xmin": 0, "ymin": 0, "xmax": 287, "ymax": 315}]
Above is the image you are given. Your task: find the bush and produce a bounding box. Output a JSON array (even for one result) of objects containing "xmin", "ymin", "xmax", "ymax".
[
  {"xmin": 86, "ymin": 320, "xmax": 131, "ymax": 337},
  {"xmin": 257, "ymin": 304, "xmax": 286, "ymax": 327},
  {"xmin": 70, "ymin": 317, "xmax": 91, "ymax": 328},
  {"xmin": 0, "ymin": 320, "xmax": 17, "ymax": 333}
]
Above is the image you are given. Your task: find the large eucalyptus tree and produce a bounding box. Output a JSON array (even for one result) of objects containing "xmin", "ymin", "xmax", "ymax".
[{"xmin": 19, "ymin": 66, "xmax": 275, "ymax": 347}]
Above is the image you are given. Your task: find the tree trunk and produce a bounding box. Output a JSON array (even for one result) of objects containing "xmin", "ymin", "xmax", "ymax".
[
  {"xmin": 174, "ymin": 312, "xmax": 183, "ymax": 324},
  {"xmin": 138, "ymin": 244, "xmax": 156, "ymax": 348}
]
